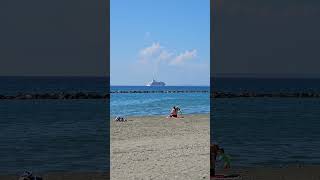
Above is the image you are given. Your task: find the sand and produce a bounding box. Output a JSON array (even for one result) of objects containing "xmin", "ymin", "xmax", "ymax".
[{"xmin": 111, "ymin": 114, "xmax": 210, "ymax": 180}]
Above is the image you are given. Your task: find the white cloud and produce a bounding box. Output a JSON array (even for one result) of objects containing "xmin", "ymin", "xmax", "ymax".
[
  {"xmin": 139, "ymin": 42, "xmax": 162, "ymax": 64},
  {"xmin": 169, "ymin": 49, "xmax": 197, "ymax": 65},
  {"xmin": 158, "ymin": 50, "xmax": 173, "ymax": 61},
  {"xmin": 138, "ymin": 42, "xmax": 197, "ymax": 66},
  {"xmin": 139, "ymin": 42, "xmax": 161, "ymax": 57}
]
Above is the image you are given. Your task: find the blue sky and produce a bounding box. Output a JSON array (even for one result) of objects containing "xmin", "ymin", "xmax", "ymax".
[{"xmin": 111, "ymin": 0, "xmax": 210, "ymax": 86}]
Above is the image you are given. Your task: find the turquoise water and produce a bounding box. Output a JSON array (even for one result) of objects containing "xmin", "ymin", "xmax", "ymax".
[{"xmin": 110, "ymin": 86, "xmax": 210, "ymax": 117}]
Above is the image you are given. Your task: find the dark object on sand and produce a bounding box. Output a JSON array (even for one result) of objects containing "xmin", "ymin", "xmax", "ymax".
[
  {"xmin": 114, "ymin": 116, "xmax": 127, "ymax": 122},
  {"xmin": 18, "ymin": 171, "xmax": 43, "ymax": 180}
]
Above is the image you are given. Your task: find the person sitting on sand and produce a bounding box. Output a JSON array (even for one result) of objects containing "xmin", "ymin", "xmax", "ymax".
[
  {"xmin": 218, "ymin": 148, "xmax": 231, "ymax": 169},
  {"xmin": 210, "ymin": 144, "xmax": 219, "ymax": 176},
  {"xmin": 211, "ymin": 145, "xmax": 240, "ymax": 179},
  {"xmin": 167, "ymin": 106, "xmax": 178, "ymax": 118},
  {"xmin": 168, "ymin": 106, "xmax": 183, "ymax": 118}
]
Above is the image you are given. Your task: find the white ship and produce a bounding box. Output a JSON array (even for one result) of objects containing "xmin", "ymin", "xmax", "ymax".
[{"xmin": 146, "ymin": 79, "xmax": 166, "ymax": 86}]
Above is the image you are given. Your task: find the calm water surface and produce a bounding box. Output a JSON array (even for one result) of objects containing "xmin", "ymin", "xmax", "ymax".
[{"xmin": 212, "ymin": 78, "xmax": 320, "ymax": 168}]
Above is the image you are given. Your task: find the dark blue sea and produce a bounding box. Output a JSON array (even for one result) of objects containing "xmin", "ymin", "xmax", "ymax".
[
  {"xmin": 0, "ymin": 76, "xmax": 107, "ymax": 95},
  {"xmin": 0, "ymin": 77, "xmax": 109, "ymax": 174},
  {"xmin": 212, "ymin": 77, "xmax": 320, "ymax": 168}
]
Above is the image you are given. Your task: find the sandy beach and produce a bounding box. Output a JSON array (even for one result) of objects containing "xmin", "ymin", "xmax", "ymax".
[{"xmin": 111, "ymin": 114, "xmax": 210, "ymax": 179}]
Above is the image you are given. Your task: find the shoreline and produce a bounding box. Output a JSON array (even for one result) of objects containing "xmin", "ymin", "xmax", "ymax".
[{"xmin": 111, "ymin": 113, "xmax": 210, "ymax": 118}]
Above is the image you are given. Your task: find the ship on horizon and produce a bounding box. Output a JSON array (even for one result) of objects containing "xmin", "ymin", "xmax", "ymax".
[{"xmin": 146, "ymin": 79, "xmax": 166, "ymax": 86}]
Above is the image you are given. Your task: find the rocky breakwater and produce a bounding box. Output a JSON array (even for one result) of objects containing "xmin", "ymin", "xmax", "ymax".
[
  {"xmin": 211, "ymin": 91, "xmax": 320, "ymax": 98},
  {"xmin": 3, "ymin": 91, "xmax": 319, "ymax": 99},
  {"xmin": 110, "ymin": 90, "xmax": 209, "ymax": 93},
  {"xmin": 0, "ymin": 92, "xmax": 110, "ymax": 100}
]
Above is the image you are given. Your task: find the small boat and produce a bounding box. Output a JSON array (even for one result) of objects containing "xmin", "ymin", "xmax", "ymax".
[{"xmin": 146, "ymin": 79, "xmax": 166, "ymax": 86}]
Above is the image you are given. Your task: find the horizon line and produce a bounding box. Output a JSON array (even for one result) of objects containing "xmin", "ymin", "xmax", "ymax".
[{"xmin": 110, "ymin": 84, "xmax": 210, "ymax": 86}]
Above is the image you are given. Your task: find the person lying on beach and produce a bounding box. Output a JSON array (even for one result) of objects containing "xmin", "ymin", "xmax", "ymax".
[{"xmin": 217, "ymin": 148, "xmax": 231, "ymax": 169}]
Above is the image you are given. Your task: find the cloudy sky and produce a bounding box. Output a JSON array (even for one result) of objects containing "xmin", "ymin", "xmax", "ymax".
[
  {"xmin": 111, "ymin": 0, "xmax": 210, "ymax": 86},
  {"xmin": 212, "ymin": 0, "xmax": 320, "ymax": 78}
]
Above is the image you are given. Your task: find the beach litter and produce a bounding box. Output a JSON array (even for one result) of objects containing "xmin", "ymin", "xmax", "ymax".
[{"xmin": 114, "ymin": 116, "xmax": 127, "ymax": 122}]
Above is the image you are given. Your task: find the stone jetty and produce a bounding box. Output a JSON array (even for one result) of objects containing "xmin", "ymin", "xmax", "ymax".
[
  {"xmin": 110, "ymin": 90, "xmax": 209, "ymax": 94},
  {"xmin": 1, "ymin": 91, "xmax": 320, "ymax": 100},
  {"xmin": 0, "ymin": 92, "xmax": 110, "ymax": 100},
  {"xmin": 211, "ymin": 91, "xmax": 320, "ymax": 98}
]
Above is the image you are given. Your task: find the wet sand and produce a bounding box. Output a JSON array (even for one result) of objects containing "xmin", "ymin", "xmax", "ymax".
[{"xmin": 111, "ymin": 114, "xmax": 210, "ymax": 179}]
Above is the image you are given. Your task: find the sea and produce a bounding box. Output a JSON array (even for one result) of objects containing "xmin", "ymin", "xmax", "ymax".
[
  {"xmin": 0, "ymin": 77, "xmax": 109, "ymax": 174},
  {"xmin": 110, "ymin": 86, "xmax": 210, "ymax": 117},
  {"xmin": 0, "ymin": 76, "xmax": 209, "ymax": 174},
  {"xmin": 212, "ymin": 77, "xmax": 320, "ymax": 168},
  {"xmin": 1, "ymin": 76, "xmax": 320, "ymax": 173}
]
